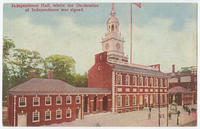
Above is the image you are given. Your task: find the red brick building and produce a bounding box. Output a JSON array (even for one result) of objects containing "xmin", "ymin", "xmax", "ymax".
[
  {"xmin": 88, "ymin": 4, "xmax": 169, "ymax": 113},
  {"xmin": 168, "ymin": 65, "xmax": 197, "ymax": 105},
  {"xmin": 8, "ymin": 4, "xmax": 169, "ymax": 126},
  {"xmin": 8, "ymin": 71, "xmax": 111, "ymax": 126}
]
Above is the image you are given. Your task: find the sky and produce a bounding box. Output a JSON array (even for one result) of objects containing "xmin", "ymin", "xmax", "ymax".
[{"xmin": 3, "ymin": 3, "xmax": 197, "ymax": 74}]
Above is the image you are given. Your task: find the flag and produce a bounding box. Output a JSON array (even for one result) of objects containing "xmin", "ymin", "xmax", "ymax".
[{"xmin": 134, "ymin": 3, "xmax": 141, "ymax": 8}]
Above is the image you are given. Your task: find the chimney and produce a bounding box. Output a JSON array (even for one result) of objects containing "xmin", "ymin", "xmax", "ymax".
[
  {"xmin": 48, "ymin": 70, "xmax": 53, "ymax": 79},
  {"xmin": 29, "ymin": 71, "xmax": 35, "ymax": 79},
  {"xmin": 172, "ymin": 64, "xmax": 175, "ymax": 73}
]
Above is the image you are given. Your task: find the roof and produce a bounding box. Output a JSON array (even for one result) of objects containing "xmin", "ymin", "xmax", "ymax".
[
  {"xmin": 168, "ymin": 86, "xmax": 192, "ymax": 94},
  {"xmin": 8, "ymin": 78, "xmax": 111, "ymax": 95},
  {"xmin": 108, "ymin": 62, "xmax": 168, "ymax": 78}
]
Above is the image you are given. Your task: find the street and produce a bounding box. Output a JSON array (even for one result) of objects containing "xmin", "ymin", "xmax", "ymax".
[{"xmin": 49, "ymin": 105, "xmax": 197, "ymax": 127}]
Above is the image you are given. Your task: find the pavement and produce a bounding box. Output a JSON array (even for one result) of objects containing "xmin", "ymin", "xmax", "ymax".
[{"xmin": 49, "ymin": 105, "xmax": 197, "ymax": 127}]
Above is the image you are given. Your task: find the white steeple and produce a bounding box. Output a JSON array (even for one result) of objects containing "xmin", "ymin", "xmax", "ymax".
[{"xmin": 101, "ymin": 3, "xmax": 128, "ymax": 63}]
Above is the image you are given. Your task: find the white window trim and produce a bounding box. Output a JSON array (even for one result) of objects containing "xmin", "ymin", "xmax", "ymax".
[
  {"xmin": 156, "ymin": 78, "xmax": 158, "ymax": 87},
  {"xmin": 33, "ymin": 97, "xmax": 40, "ymax": 106},
  {"xmin": 160, "ymin": 79, "xmax": 163, "ymax": 87},
  {"xmin": 145, "ymin": 77, "xmax": 148, "ymax": 86},
  {"xmin": 76, "ymin": 96, "xmax": 81, "ymax": 104},
  {"xmin": 133, "ymin": 95, "xmax": 137, "ymax": 105},
  {"xmin": 56, "ymin": 96, "xmax": 62, "ymax": 105},
  {"xmin": 125, "ymin": 96, "xmax": 130, "ymax": 106},
  {"xmin": 150, "ymin": 95, "xmax": 153, "ymax": 104},
  {"xmin": 133, "ymin": 76, "xmax": 136, "ymax": 86},
  {"xmin": 150, "ymin": 77, "xmax": 153, "ymax": 87},
  {"xmin": 66, "ymin": 96, "xmax": 72, "ymax": 104},
  {"xmin": 140, "ymin": 76, "xmax": 143, "ymax": 86},
  {"xmin": 66, "ymin": 108, "xmax": 71, "ymax": 118},
  {"xmin": 32, "ymin": 110, "xmax": 40, "ymax": 123},
  {"xmin": 45, "ymin": 109, "xmax": 51, "ymax": 121},
  {"xmin": 56, "ymin": 109, "xmax": 62, "ymax": 120},
  {"xmin": 125, "ymin": 75, "xmax": 130, "ymax": 85},
  {"xmin": 19, "ymin": 97, "xmax": 26, "ymax": 107},
  {"xmin": 116, "ymin": 73, "xmax": 122, "ymax": 85},
  {"xmin": 45, "ymin": 96, "xmax": 52, "ymax": 106},
  {"xmin": 139, "ymin": 95, "xmax": 143, "ymax": 105},
  {"xmin": 117, "ymin": 96, "xmax": 122, "ymax": 107}
]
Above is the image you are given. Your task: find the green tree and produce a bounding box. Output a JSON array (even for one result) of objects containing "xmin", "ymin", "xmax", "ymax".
[
  {"xmin": 3, "ymin": 38, "xmax": 15, "ymax": 100},
  {"xmin": 45, "ymin": 54, "xmax": 75, "ymax": 82},
  {"xmin": 71, "ymin": 72, "xmax": 88, "ymax": 87}
]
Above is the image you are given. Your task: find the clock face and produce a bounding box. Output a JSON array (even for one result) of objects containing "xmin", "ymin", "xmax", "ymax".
[
  {"xmin": 105, "ymin": 43, "xmax": 109, "ymax": 50},
  {"xmin": 116, "ymin": 43, "xmax": 120, "ymax": 49}
]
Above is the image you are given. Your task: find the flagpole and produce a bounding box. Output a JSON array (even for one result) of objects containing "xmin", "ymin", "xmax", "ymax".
[{"xmin": 130, "ymin": 4, "xmax": 133, "ymax": 64}]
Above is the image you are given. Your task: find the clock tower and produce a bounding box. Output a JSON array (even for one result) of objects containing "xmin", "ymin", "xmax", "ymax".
[{"xmin": 101, "ymin": 4, "xmax": 128, "ymax": 63}]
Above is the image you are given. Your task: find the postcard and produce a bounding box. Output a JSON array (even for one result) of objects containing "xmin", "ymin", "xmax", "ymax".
[{"xmin": 2, "ymin": 1, "xmax": 198, "ymax": 127}]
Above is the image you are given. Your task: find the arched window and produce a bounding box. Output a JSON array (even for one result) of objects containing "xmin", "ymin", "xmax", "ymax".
[
  {"xmin": 133, "ymin": 76, "xmax": 136, "ymax": 85},
  {"xmin": 111, "ymin": 24, "xmax": 114, "ymax": 32},
  {"xmin": 139, "ymin": 76, "xmax": 143, "ymax": 86},
  {"xmin": 160, "ymin": 79, "xmax": 163, "ymax": 87},
  {"xmin": 145, "ymin": 77, "xmax": 148, "ymax": 86},
  {"xmin": 116, "ymin": 74, "xmax": 122, "ymax": 85},
  {"xmin": 150, "ymin": 78, "xmax": 153, "ymax": 86},
  {"xmin": 156, "ymin": 78, "xmax": 158, "ymax": 86},
  {"xmin": 125, "ymin": 75, "xmax": 130, "ymax": 85}
]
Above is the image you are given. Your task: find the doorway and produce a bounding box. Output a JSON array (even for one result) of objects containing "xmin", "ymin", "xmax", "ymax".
[
  {"xmin": 76, "ymin": 109, "xmax": 80, "ymax": 119},
  {"xmin": 17, "ymin": 113, "xmax": 27, "ymax": 126},
  {"xmin": 93, "ymin": 96, "xmax": 97, "ymax": 112},
  {"xmin": 84, "ymin": 96, "xmax": 88, "ymax": 112},
  {"xmin": 103, "ymin": 96, "xmax": 108, "ymax": 111}
]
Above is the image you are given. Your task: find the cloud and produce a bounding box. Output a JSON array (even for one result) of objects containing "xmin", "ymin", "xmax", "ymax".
[
  {"xmin": 120, "ymin": 17, "xmax": 197, "ymax": 72},
  {"xmin": 3, "ymin": 14, "xmax": 197, "ymax": 74},
  {"xmin": 3, "ymin": 15, "xmax": 105, "ymax": 73}
]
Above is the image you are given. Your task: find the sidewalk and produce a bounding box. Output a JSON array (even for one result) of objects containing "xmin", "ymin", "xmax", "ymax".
[{"xmin": 49, "ymin": 105, "xmax": 197, "ymax": 127}]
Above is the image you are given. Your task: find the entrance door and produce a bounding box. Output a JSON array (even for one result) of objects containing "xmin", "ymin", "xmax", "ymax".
[
  {"xmin": 76, "ymin": 109, "xmax": 79, "ymax": 119},
  {"xmin": 93, "ymin": 96, "xmax": 97, "ymax": 112},
  {"xmin": 84, "ymin": 96, "xmax": 88, "ymax": 112},
  {"xmin": 103, "ymin": 96, "xmax": 108, "ymax": 111},
  {"xmin": 17, "ymin": 113, "xmax": 27, "ymax": 126}
]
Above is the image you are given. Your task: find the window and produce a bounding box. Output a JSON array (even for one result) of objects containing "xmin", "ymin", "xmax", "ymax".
[
  {"xmin": 45, "ymin": 96, "xmax": 51, "ymax": 105},
  {"xmin": 133, "ymin": 76, "xmax": 136, "ymax": 85},
  {"xmin": 164, "ymin": 79, "xmax": 168, "ymax": 87},
  {"xmin": 117, "ymin": 96, "xmax": 122, "ymax": 107},
  {"xmin": 145, "ymin": 77, "xmax": 148, "ymax": 86},
  {"xmin": 139, "ymin": 95, "xmax": 143, "ymax": 105},
  {"xmin": 139, "ymin": 77, "xmax": 143, "ymax": 86},
  {"xmin": 150, "ymin": 95, "xmax": 153, "ymax": 104},
  {"xmin": 76, "ymin": 96, "xmax": 81, "ymax": 104},
  {"xmin": 19, "ymin": 97, "xmax": 26, "ymax": 107},
  {"xmin": 33, "ymin": 97, "xmax": 40, "ymax": 106},
  {"xmin": 117, "ymin": 88, "xmax": 122, "ymax": 92},
  {"xmin": 156, "ymin": 78, "xmax": 158, "ymax": 86},
  {"xmin": 155, "ymin": 94, "xmax": 158, "ymax": 104},
  {"xmin": 32, "ymin": 110, "xmax": 40, "ymax": 122},
  {"xmin": 56, "ymin": 96, "xmax": 62, "ymax": 105},
  {"xmin": 66, "ymin": 108, "xmax": 71, "ymax": 118},
  {"xmin": 160, "ymin": 79, "xmax": 163, "ymax": 87},
  {"xmin": 66, "ymin": 96, "xmax": 71, "ymax": 104},
  {"xmin": 116, "ymin": 74, "xmax": 122, "ymax": 85},
  {"xmin": 125, "ymin": 75, "xmax": 130, "ymax": 85},
  {"xmin": 133, "ymin": 95, "xmax": 136, "ymax": 105},
  {"xmin": 56, "ymin": 109, "xmax": 62, "ymax": 119},
  {"xmin": 150, "ymin": 78, "xmax": 153, "ymax": 86},
  {"xmin": 45, "ymin": 110, "xmax": 51, "ymax": 121},
  {"xmin": 125, "ymin": 96, "xmax": 130, "ymax": 106},
  {"xmin": 125, "ymin": 88, "xmax": 130, "ymax": 92}
]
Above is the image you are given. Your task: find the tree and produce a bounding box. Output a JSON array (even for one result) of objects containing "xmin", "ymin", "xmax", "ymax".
[
  {"xmin": 45, "ymin": 54, "xmax": 75, "ymax": 81},
  {"xmin": 3, "ymin": 38, "xmax": 15, "ymax": 100},
  {"xmin": 71, "ymin": 72, "xmax": 88, "ymax": 87}
]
